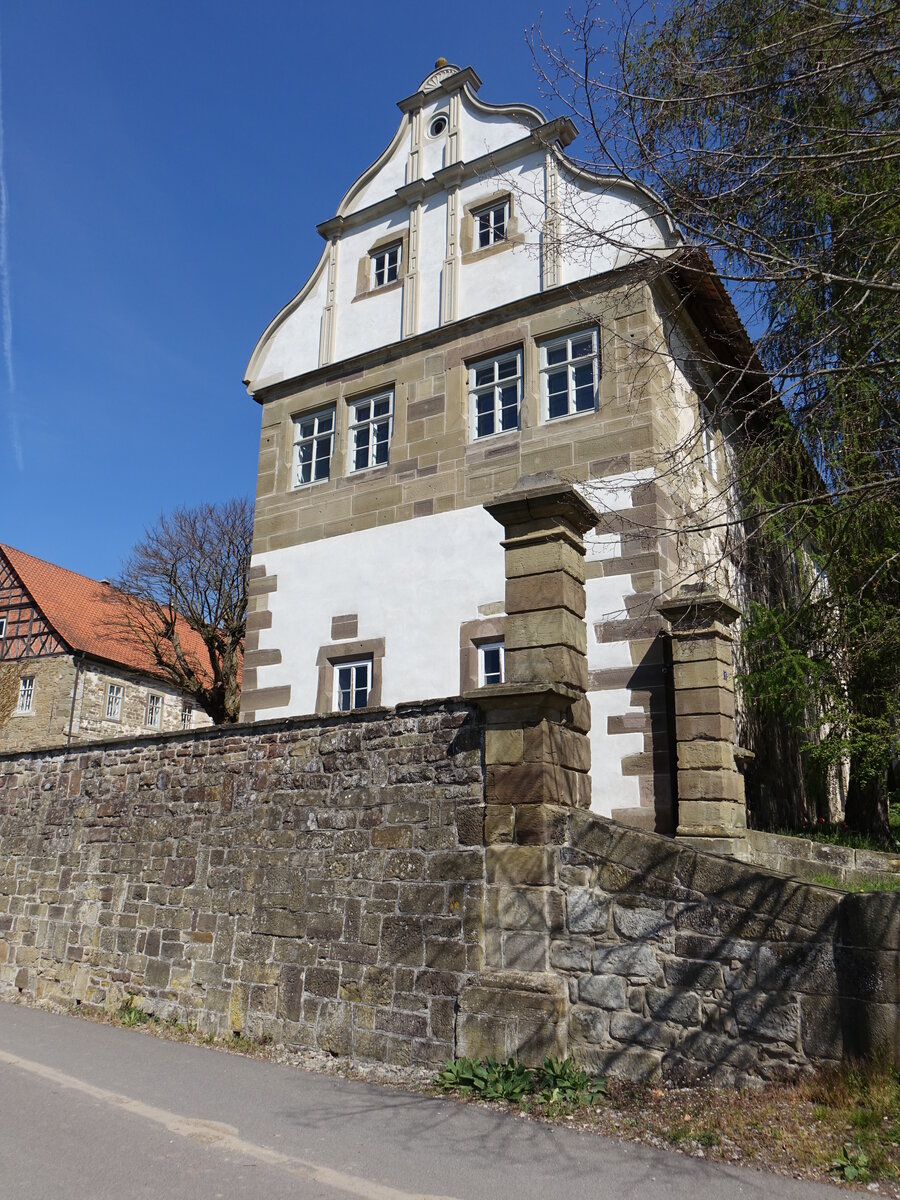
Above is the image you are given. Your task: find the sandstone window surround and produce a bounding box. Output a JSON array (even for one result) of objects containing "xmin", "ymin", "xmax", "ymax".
[
  {"xmin": 315, "ymin": 636, "xmax": 385, "ymax": 715},
  {"xmin": 16, "ymin": 675, "xmax": 34, "ymax": 714},
  {"xmin": 105, "ymin": 683, "xmax": 124, "ymax": 722},
  {"xmin": 459, "ymin": 616, "xmax": 507, "ymax": 693},
  {"xmin": 354, "ymin": 229, "xmax": 410, "ymax": 301},
  {"xmin": 145, "ymin": 692, "xmax": 163, "ymax": 728},
  {"xmin": 461, "ymin": 191, "xmax": 524, "ymax": 263},
  {"xmin": 478, "ymin": 640, "xmax": 505, "ymax": 686},
  {"xmin": 468, "ymin": 348, "xmax": 522, "ymax": 440},
  {"xmin": 292, "ymin": 405, "xmax": 336, "ymax": 488},
  {"xmin": 348, "ymin": 390, "xmax": 394, "ymax": 472},
  {"xmin": 539, "ymin": 328, "xmax": 600, "ymax": 421}
]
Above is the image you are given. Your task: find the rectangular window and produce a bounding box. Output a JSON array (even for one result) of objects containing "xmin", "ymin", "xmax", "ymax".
[
  {"xmin": 146, "ymin": 693, "xmax": 162, "ymax": 727},
  {"xmin": 540, "ymin": 329, "xmax": 600, "ymax": 420},
  {"xmin": 181, "ymin": 703, "xmax": 193, "ymax": 730},
  {"xmin": 699, "ymin": 399, "xmax": 718, "ymax": 479},
  {"xmin": 16, "ymin": 676, "xmax": 34, "ymax": 714},
  {"xmin": 293, "ymin": 406, "xmax": 335, "ymax": 488},
  {"xmin": 469, "ymin": 350, "xmax": 522, "ymax": 440},
  {"xmin": 478, "ymin": 642, "xmax": 505, "ymax": 686},
  {"xmin": 0, "ymin": 617, "xmax": 6, "ymax": 638},
  {"xmin": 105, "ymin": 683, "xmax": 124, "ymax": 721},
  {"xmin": 475, "ymin": 200, "xmax": 508, "ymax": 249},
  {"xmin": 372, "ymin": 243, "xmax": 401, "ymax": 288},
  {"xmin": 335, "ymin": 658, "xmax": 372, "ymax": 712},
  {"xmin": 349, "ymin": 392, "xmax": 393, "ymax": 472}
]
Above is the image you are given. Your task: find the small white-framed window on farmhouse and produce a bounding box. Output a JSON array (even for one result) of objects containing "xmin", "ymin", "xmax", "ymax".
[
  {"xmin": 293, "ymin": 406, "xmax": 335, "ymax": 488},
  {"xmin": 16, "ymin": 675, "xmax": 34, "ymax": 714},
  {"xmin": 335, "ymin": 658, "xmax": 372, "ymax": 712},
  {"xmin": 699, "ymin": 398, "xmax": 718, "ymax": 480},
  {"xmin": 478, "ymin": 642, "xmax": 505, "ymax": 686},
  {"xmin": 469, "ymin": 350, "xmax": 522, "ymax": 440},
  {"xmin": 0, "ymin": 616, "xmax": 6, "ymax": 638},
  {"xmin": 146, "ymin": 693, "xmax": 162, "ymax": 728},
  {"xmin": 105, "ymin": 682, "xmax": 124, "ymax": 721},
  {"xmin": 349, "ymin": 391, "xmax": 393, "ymax": 472},
  {"xmin": 474, "ymin": 199, "xmax": 508, "ymax": 249},
  {"xmin": 372, "ymin": 242, "xmax": 401, "ymax": 289},
  {"xmin": 181, "ymin": 702, "xmax": 193, "ymax": 730},
  {"xmin": 540, "ymin": 329, "xmax": 600, "ymax": 421}
]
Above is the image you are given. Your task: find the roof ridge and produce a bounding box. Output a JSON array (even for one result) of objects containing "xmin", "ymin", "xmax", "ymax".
[{"xmin": 0, "ymin": 542, "xmax": 116, "ymax": 589}]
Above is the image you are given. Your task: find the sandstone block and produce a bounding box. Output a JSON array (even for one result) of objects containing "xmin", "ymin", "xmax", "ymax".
[
  {"xmin": 505, "ymin": 610, "xmax": 588, "ymax": 655},
  {"xmin": 579, "ymin": 974, "xmax": 627, "ymax": 1010},
  {"xmin": 677, "ymin": 742, "xmax": 736, "ymax": 771},
  {"xmin": 486, "ymin": 846, "xmax": 557, "ymax": 886}
]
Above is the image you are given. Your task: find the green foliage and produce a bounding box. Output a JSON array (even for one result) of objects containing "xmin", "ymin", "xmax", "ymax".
[
  {"xmin": 117, "ymin": 995, "xmax": 156, "ymax": 1027},
  {"xmin": 435, "ymin": 1056, "xmax": 605, "ymax": 1113},
  {"xmin": 830, "ymin": 1143, "xmax": 871, "ymax": 1182}
]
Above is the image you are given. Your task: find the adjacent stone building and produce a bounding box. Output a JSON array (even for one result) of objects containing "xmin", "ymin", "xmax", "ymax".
[
  {"xmin": 241, "ymin": 63, "xmax": 754, "ymax": 837},
  {"xmin": 0, "ymin": 544, "xmax": 211, "ymax": 753}
]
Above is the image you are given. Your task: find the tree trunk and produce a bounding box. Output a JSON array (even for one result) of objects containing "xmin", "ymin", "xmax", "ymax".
[{"xmin": 844, "ymin": 757, "xmax": 891, "ymax": 844}]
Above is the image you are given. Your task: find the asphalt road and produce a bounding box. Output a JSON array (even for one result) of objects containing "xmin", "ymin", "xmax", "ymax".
[{"xmin": 0, "ymin": 1003, "xmax": 840, "ymax": 1200}]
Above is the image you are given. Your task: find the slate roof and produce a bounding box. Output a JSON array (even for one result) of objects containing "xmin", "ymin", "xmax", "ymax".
[{"xmin": 0, "ymin": 543, "xmax": 211, "ymax": 682}]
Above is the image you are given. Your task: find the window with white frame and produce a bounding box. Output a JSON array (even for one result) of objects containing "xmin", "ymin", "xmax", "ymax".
[
  {"xmin": 181, "ymin": 702, "xmax": 193, "ymax": 730},
  {"xmin": 469, "ymin": 350, "xmax": 522, "ymax": 439},
  {"xmin": 348, "ymin": 392, "xmax": 393, "ymax": 472},
  {"xmin": 335, "ymin": 658, "xmax": 372, "ymax": 712},
  {"xmin": 0, "ymin": 617, "xmax": 6, "ymax": 638},
  {"xmin": 105, "ymin": 683, "xmax": 124, "ymax": 721},
  {"xmin": 372, "ymin": 242, "xmax": 401, "ymax": 288},
  {"xmin": 698, "ymin": 398, "xmax": 718, "ymax": 479},
  {"xmin": 293, "ymin": 406, "xmax": 335, "ymax": 487},
  {"xmin": 478, "ymin": 642, "xmax": 505, "ymax": 686},
  {"xmin": 540, "ymin": 329, "xmax": 600, "ymax": 420},
  {"xmin": 474, "ymin": 200, "xmax": 508, "ymax": 249},
  {"xmin": 16, "ymin": 675, "xmax": 34, "ymax": 714},
  {"xmin": 146, "ymin": 693, "xmax": 162, "ymax": 727}
]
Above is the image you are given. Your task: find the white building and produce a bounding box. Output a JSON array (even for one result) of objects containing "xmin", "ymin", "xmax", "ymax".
[{"xmin": 241, "ymin": 63, "xmax": 746, "ymax": 835}]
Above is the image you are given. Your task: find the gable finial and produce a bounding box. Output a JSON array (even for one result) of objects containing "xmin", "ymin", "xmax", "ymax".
[{"xmin": 434, "ymin": 57, "xmax": 448, "ymax": 68}]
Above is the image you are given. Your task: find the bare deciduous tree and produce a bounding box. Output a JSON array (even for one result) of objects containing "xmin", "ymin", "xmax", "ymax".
[{"xmin": 110, "ymin": 498, "xmax": 253, "ymax": 725}]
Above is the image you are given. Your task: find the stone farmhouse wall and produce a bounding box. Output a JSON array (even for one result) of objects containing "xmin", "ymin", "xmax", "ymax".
[
  {"xmin": 0, "ymin": 703, "xmax": 486, "ymax": 1067},
  {"xmin": 1, "ymin": 705, "xmax": 897, "ymax": 1081}
]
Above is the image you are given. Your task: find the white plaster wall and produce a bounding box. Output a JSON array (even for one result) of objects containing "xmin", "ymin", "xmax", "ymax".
[
  {"xmin": 254, "ymin": 263, "xmax": 328, "ymax": 384},
  {"xmin": 581, "ymin": 469, "xmax": 657, "ymax": 816},
  {"xmin": 458, "ymin": 104, "xmax": 536, "ymax": 159},
  {"xmin": 252, "ymin": 505, "xmax": 506, "ymax": 716},
  {"xmin": 557, "ymin": 170, "xmax": 668, "ymax": 282},
  {"xmin": 419, "ymin": 196, "xmax": 446, "ymax": 331},
  {"xmin": 334, "ymin": 216, "xmax": 406, "ymax": 360},
  {"xmin": 343, "ymin": 133, "xmax": 408, "ymax": 215}
]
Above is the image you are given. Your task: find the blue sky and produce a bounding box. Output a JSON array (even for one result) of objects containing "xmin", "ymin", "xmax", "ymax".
[{"xmin": 0, "ymin": 0, "xmax": 582, "ymax": 580}]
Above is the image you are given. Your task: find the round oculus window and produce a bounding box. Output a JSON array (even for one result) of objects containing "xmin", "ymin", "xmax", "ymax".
[{"xmin": 428, "ymin": 115, "xmax": 448, "ymax": 137}]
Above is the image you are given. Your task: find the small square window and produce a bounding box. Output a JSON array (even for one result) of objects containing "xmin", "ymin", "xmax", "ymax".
[
  {"xmin": 349, "ymin": 391, "xmax": 393, "ymax": 472},
  {"xmin": 372, "ymin": 243, "xmax": 401, "ymax": 289},
  {"xmin": 0, "ymin": 617, "xmax": 6, "ymax": 638},
  {"xmin": 478, "ymin": 642, "xmax": 505, "ymax": 687},
  {"xmin": 540, "ymin": 329, "xmax": 600, "ymax": 421},
  {"xmin": 474, "ymin": 201, "xmax": 508, "ymax": 249},
  {"xmin": 146, "ymin": 693, "xmax": 162, "ymax": 727},
  {"xmin": 181, "ymin": 702, "xmax": 193, "ymax": 730},
  {"xmin": 105, "ymin": 683, "xmax": 124, "ymax": 721},
  {"xmin": 335, "ymin": 658, "xmax": 372, "ymax": 712},
  {"xmin": 469, "ymin": 351, "xmax": 522, "ymax": 440},
  {"xmin": 293, "ymin": 406, "xmax": 335, "ymax": 488},
  {"xmin": 17, "ymin": 675, "xmax": 34, "ymax": 714}
]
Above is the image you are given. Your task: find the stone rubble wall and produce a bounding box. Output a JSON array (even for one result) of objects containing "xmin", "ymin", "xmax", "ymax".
[
  {"xmin": 469, "ymin": 811, "xmax": 899, "ymax": 1082},
  {"xmin": 0, "ymin": 701, "xmax": 485, "ymax": 1067},
  {"xmin": 746, "ymin": 829, "xmax": 900, "ymax": 889}
]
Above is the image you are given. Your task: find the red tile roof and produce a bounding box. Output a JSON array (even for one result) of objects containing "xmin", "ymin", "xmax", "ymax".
[{"xmin": 1, "ymin": 543, "xmax": 212, "ymax": 684}]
